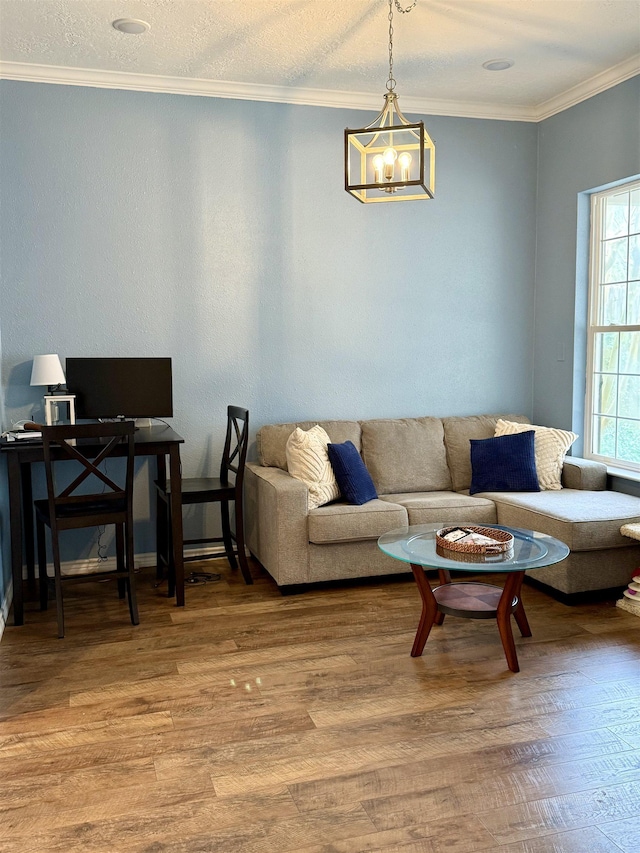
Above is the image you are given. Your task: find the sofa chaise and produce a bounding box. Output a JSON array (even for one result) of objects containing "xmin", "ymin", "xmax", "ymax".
[{"xmin": 244, "ymin": 413, "xmax": 640, "ymax": 601}]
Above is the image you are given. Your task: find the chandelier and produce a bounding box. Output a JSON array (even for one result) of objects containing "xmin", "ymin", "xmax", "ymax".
[{"xmin": 344, "ymin": 0, "xmax": 435, "ymax": 203}]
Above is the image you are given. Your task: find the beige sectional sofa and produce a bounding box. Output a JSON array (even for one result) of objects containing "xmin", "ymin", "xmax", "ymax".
[{"xmin": 244, "ymin": 413, "xmax": 640, "ymax": 600}]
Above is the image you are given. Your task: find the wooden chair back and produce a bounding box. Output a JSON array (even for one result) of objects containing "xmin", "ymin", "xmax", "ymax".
[
  {"xmin": 41, "ymin": 421, "xmax": 135, "ymax": 530},
  {"xmin": 219, "ymin": 406, "xmax": 249, "ymax": 493}
]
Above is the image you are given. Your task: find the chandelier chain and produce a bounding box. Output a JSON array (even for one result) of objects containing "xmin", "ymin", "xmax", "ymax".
[
  {"xmin": 387, "ymin": 0, "xmax": 417, "ymax": 92},
  {"xmin": 395, "ymin": 0, "xmax": 417, "ymax": 11}
]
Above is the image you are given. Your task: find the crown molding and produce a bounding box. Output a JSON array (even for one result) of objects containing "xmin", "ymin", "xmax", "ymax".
[
  {"xmin": 1, "ymin": 57, "xmax": 638, "ymax": 123},
  {"xmin": 534, "ymin": 54, "xmax": 640, "ymax": 121},
  {"xmin": 0, "ymin": 61, "xmax": 538, "ymax": 120}
]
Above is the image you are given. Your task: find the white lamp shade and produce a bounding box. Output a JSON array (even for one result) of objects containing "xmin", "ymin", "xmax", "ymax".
[{"xmin": 30, "ymin": 354, "xmax": 66, "ymax": 387}]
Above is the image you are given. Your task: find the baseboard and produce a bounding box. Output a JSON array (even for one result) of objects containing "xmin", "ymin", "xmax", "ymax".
[
  {"xmin": 31, "ymin": 545, "xmax": 228, "ymax": 579},
  {"xmin": 37, "ymin": 552, "xmax": 148, "ymax": 578},
  {"xmin": 183, "ymin": 545, "xmax": 227, "ymax": 562},
  {"xmin": 524, "ymin": 574, "xmax": 626, "ymax": 606}
]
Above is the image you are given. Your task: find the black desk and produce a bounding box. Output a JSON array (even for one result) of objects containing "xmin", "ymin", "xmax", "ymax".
[{"xmin": 1, "ymin": 425, "xmax": 185, "ymax": 626}]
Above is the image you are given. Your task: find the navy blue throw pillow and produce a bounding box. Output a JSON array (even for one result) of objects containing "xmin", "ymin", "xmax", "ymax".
[
  {"xmin": 469, "ymin": 430, "xmax": 540, "ymax": 495},
  {"xmin": 327, "ymin": 441, "xmax": 378, "ymax": 505}
]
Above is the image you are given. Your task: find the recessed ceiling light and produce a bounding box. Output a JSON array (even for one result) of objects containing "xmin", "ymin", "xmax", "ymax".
[
  {"xmin": 482, "ymin": 59, "xmax": 514, "ymax": 72},
  {"xmin": 112, "ymin": 18, "xmax": 150, "ymax": 35}
]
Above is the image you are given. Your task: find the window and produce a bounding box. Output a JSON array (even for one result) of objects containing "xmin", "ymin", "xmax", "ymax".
[{"xmin": 585, "ymin": 180, "xmax": 640, "ymax": 472}]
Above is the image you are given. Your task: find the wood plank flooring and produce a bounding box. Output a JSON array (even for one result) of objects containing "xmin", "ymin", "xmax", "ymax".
[{"xmin": 1, "ymin": 560, "xmax": 639, "ymax": 853}]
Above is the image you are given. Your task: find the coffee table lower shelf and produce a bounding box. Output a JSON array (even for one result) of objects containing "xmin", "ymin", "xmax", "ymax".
[
  {"xmin": 434, "ymin": 581, "xmax": 517, "ymax": 618},
  {"xmin": 411, "ymin": 567, "xmax": 532, "ymax": 673}
]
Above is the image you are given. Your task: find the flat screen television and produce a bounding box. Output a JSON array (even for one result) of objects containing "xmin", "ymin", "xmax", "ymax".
[{"xmin": 65, "ymin": 358, "xmax": 173, "ymax": 420}]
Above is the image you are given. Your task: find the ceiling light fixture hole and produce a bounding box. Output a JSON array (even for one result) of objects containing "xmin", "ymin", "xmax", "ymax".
[
  {"xmin": 482, "ymin": 59, "xmax": 514, "ymax": 72},
  {"xmin": 112, "ymin": 19, "xmax": 150, "ymax": 35}
]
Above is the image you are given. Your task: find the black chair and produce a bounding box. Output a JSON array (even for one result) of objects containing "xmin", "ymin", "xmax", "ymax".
[
  {"xmin": 155, "ymin": 406, "xmax": 252, "ymax": 586},
  {"xmin": 35, "ymin": 421, "xmax": 138, "ymax": 638}
]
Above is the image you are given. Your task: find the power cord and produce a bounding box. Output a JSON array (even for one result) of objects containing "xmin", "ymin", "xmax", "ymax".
[{"xmin": 186, "ymin": 571, "xmax": 221, "ymax": 585}]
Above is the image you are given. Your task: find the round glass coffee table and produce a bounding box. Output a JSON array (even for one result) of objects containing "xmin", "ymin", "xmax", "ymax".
[{"xmin": 378, "ymin": 523, "xmax": 569, "ymax": 672}]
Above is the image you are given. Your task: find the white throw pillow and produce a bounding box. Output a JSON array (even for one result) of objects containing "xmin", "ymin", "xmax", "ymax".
[
  {"xmin": 494, "ymin": 419, "xmax": 578, "ymax": 491},
  {"xmin": 285, "ymin": 425, "xmax": 341, "ymax": 509}
]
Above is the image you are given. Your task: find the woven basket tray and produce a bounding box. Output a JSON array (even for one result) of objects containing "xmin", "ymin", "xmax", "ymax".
[
  {"xmin": 435, "ymin": 525, "xmax": 514, "ymax": 555},
  {"xmin": 435, "ymin": 544, "xmax": 513, "ymax": 564}
]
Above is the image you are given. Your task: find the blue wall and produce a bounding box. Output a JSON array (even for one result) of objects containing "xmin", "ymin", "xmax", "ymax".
[
  {"xmin": 0, "ymin": 80, "xmax": 539, "ymax": 576},
  {"xmin": 2, "ymin": 76, "xmax": 639, "ymax": 596},
  {"xmin": 533, "ymin": 76, "xmax": 640, "ymax": 441},
  {"xmin": 0, "ymin": 83, "xmax": 538, "ymax": 429}
]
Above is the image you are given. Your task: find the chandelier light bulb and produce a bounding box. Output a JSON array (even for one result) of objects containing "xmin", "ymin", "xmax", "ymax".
[
  {"xmin": 383, "ymin": 147, "xmax": 398, "ymax": 180},
  {"xmin": 372, "ymin": 154, "xmax": 385, "ymax": 183},
  {"xmin": 398, "ymin": 151, "xmax": 412, "ymax": 182}
]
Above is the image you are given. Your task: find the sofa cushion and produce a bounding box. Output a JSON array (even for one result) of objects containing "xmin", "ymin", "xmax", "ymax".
[
  {"xmin": 475, "ymin": 489, "xmax": 640, "ymax": 551},
  {"xmin": 308, "ymin": 499, "xmax": 407, "ymax": 544},
  {"xmin": 258, "ymin": 420, "xmax": 361, "ymax": 470},
  {"xmin": 327, "ymin": 441, "xmax": 378, "ymax": 505},
  {"xmin": 469, "ymin": 431, "xmax": 540, "ymax": 495},
  {"xmin": 285, "ymin": 426, "xmax": 340, "ymax": 510},
  {"xmin": 494, "ymin": 419, "xmax": 577, "ymax": 491},
  {"xmin": 380, "ymin": 491, "xmax": 496, "ymax": 526},
  {"xmin": 361, "ymin": 417, "xmax": 451, "ymax": 495},
  {"xmin": 442, "ymin": 414, "xmax": 530, "ymax": 492}
]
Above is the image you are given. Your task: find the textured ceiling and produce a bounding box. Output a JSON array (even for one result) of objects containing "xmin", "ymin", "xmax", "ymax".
[{"xmin": 1, "ymin": 0, "xmax": 639, "ymax": 120}]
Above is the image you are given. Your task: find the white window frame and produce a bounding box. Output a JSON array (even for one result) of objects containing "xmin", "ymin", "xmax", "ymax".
[{"xmin": 584, "ymin": 179, "xmax": 640, "ymax": 474}]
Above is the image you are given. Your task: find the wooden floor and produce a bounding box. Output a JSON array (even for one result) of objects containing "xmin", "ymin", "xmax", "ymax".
[{"xmin": 1, "ymin": 560, "xmax": 640, "ymax": 853}]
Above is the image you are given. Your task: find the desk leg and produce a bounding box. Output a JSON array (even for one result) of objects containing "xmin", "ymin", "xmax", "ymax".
[
  {"xmin": 497, "ymin": 571, "xmax": 525, "ymax": 673},
  {"xmin": 21, "ymin": 462, "xmax": 36, "ymax": 598},
  {"xmin": 168, "ymin": 445, "xmax": 184, "ymax": 607},
  {"xmin": 155, "ymin": 455, "xmax": 167, "ymax": 584},
  {"xmin": 7, "ymin": 455, "xmax": 24, "ymax": 626},
  {"xmin": 410, "ymin": 563, "xmax": 439, "ymax": 657}
]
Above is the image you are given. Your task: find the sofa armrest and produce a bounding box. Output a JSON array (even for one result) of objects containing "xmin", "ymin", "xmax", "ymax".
[
  {"xmin": 562, "ymin": 456, "xmax": 607, "ymax": 490},
  {"xmin": 244, "ymin": 463, "xmax": 311, "ymax": 586}
]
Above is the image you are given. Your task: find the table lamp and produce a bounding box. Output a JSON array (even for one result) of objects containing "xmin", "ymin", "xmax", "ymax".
[
  {"xmin": 30, "ymin": 354, "xmax": 75, "ymax": 426},
  {"xmin": 30, "ymin": 354, "xmax": 66, "ymax": 393}
]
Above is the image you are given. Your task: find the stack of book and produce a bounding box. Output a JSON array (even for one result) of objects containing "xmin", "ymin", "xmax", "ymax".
[
  {"xmin": 616, "ymin": 567, "xmax": 640, "ymax": 618},
  {"xmin": 6, "ymin": 429, "xmax": 43, "ymax": 441},
  {"xmin": 617, "ymin": 523, "xmax": 640, "ymax": 618}
]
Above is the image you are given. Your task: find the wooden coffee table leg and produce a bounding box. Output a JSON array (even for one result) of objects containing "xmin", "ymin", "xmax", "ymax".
[
  {"xmin": 513, "ymin": 597, "xmax": 532, "ymax": 638},
  {"xmin": 434, "ymin": 569, "xmax": 452, "ymax": 625},
  {"xmin": 410, "ymin": 564, "xmax": 440, "ymax": 657},
  {"xmin": 497, "ymin": 571, "xmax": 525, "ymax": 673}
]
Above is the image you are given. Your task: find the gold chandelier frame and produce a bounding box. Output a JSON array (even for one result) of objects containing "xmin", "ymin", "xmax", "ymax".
[{"xmin": 344, "ymin": 0, "xmax": 435, "ymax": 204}]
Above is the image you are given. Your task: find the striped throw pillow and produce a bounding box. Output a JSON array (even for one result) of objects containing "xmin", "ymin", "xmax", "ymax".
[
  {"xmin": 285, "ymin": 425, "xmax": 341, "ymax": 509},
  {"xmin": 494, "ymin": 419, "xmax": 578, "ymax": 490}
]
